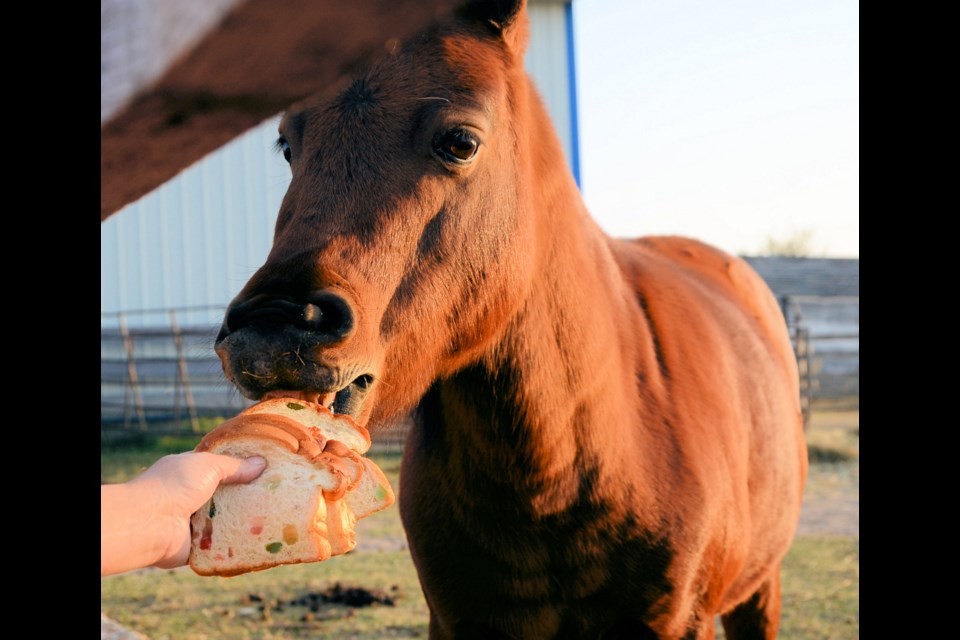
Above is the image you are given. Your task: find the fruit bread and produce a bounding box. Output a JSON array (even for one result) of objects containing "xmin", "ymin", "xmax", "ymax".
[{"xmin": 188, "ymin": 398, "xmax": 396, "ymax": 577}]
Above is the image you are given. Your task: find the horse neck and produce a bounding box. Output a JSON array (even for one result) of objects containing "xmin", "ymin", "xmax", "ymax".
[{"xmin": 432, "ymin": 85, "xmax": 657, "ymax": 515}]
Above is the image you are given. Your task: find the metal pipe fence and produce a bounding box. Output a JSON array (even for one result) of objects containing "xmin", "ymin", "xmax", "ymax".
[{"xmin": 102, "ymin": 296, "xmax": 858, "ymax": 444}]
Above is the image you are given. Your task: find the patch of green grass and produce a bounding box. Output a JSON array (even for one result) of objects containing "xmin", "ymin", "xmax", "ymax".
[
  {"xmin": 716, "ymin": 535, "xmax": 859, "ymax": 640},
  {"xmin": 101, "ymin": 550, "xmax": 427, "ymax": 639},
  {"xmin": 780, "ymin": 536, "xmax": 859, "ymax": 639},
  {"xmin": 100, "ymin": 433, "xmax": 205, "ymax": 484}
]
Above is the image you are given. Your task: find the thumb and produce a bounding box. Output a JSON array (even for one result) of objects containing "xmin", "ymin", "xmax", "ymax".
[{"xmin": 220, "ymin": 455, "xmax": 268, "ymax": 485}]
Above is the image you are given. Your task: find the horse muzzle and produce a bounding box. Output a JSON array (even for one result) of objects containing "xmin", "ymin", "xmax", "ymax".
[{"xmin": 215, "ymin": 290, "xmax": 377, "ymax": 418}]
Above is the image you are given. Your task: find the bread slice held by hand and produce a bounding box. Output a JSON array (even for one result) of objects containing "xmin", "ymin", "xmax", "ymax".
[{"xmin": 188, "ymin": 399, "xmax": 396, "ymax": 577}]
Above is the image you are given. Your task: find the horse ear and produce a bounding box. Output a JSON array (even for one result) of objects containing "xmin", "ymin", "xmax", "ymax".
[{"xmin": 459, "ymin": 0, "xmax": 529, "ymax": 58}]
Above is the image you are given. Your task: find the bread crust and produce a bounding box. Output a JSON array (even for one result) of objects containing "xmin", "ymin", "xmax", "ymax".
[
  {"xmin": 195, "ymin": 414, "xmax": 309, "ymax": 455},
  {"xmin": 238, "ymin": 398, "xmax": 372, "ymax": 453}
]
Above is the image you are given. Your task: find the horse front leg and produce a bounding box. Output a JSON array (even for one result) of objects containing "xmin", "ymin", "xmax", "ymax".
[{"xmin": 719, "ymin": 567, "xmax": 782, "ymax": 640}]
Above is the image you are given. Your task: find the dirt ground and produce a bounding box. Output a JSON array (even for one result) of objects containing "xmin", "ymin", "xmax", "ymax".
[{"xmin": 798, "ymin": 408, "xmax": 860, "ymax": 537}]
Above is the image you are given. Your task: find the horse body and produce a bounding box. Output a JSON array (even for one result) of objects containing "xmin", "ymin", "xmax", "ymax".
[
  {"xmin": 401, "ymin": 232, "xmax": 805, "ymax": 638},
  {"xmin": 214, "ymin": 1, "xmax": 807, "ymax": 637}
]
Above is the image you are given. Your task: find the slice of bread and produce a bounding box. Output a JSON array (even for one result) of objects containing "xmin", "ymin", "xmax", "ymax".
[{"xmin": 188, "ymin": 400, "xmax": 395, "ymax": 577}]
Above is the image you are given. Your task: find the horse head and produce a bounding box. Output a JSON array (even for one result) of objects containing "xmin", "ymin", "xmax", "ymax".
[{"xmin": 216, "ymin": 0, "xmax": 547, "ymax": 427}]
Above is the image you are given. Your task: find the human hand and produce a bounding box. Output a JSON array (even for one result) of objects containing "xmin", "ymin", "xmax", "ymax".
[
  {"xmin": 133, "ymin": 452, "xmax": 267, "ymax": 568},
  {"xmin": 101, "ymin": 452, "xmax": 266, "ymax": 576}
]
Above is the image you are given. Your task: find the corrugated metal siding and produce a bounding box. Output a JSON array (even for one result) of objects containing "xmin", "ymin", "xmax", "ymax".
[
  {"xmin": 101, "ymin": 117, "xmax": 287, "ymax": 327},
  {"xmin": 101, "ymin": 1, "xmax": 577, "ymax": 326},
  {"xmin": 526, "ymin": 1, "xmax": 576, "ymax": 176}
]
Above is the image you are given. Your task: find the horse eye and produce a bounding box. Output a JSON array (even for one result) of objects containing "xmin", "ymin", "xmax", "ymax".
[
  {"xmin": 276, "ymin": 137, "xmax": 292, "ymax": 164},
  {"xmin": 434, "ymin": 129, "xmax": 479, "ymax": 164}
]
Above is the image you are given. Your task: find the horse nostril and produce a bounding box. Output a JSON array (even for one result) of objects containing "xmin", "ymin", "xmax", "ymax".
[
  {"xmin": 222, "ymin": 292, "xmax": 354, "ymax": 343},
  {"xmin": 224, "ymin": 296, "xmax": 301, "ymax": 332},
  {"xmin": 302, "ymin": 291, "xmax": 354, "ymax": 339}
]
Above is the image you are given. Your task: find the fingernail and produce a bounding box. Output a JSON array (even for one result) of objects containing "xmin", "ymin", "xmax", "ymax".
[{"xmin": 248, "ymin": 456, "xmax": 267, "ymax": 467}]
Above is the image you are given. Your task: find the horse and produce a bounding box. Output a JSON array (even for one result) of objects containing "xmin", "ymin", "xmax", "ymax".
[{"xmin": 213, "ymin": 1, "xmax": 808, "ymax": 637}]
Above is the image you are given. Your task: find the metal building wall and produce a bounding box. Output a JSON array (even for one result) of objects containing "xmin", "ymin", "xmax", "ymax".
[
  {"xmin": 100, "ymin": 0, "xmax": 578, "ymax": 328},
  {"xmin": 101, "ymin": 119, "xmax": 287, "ymax": 328},
  {"xmin": 526, "ymin": 0, "xmax": 579, "ymax": 183}
]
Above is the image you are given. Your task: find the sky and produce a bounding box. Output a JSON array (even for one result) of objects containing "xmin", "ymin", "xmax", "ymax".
[{"xmin": 570, "ymin": 0, "xmax": 859, "ymax": 258}]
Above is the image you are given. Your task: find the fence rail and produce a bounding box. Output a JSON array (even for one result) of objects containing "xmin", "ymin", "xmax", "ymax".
[
  {"xmin": 101, "ymin": 307, "xmax": 247, "ymax": 436},
  {"xmin": 780, "ymin": 295, "xmax": 859, "ymax": 424},
  {"xmin": 102, "ymin": 296, "xmax": 858, "ymax": 443}
]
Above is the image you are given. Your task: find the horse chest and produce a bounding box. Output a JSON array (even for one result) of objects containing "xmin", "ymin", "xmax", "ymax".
[{"xmin": 400, "ymin": 426, "xmax": 676, "ymax": 636}]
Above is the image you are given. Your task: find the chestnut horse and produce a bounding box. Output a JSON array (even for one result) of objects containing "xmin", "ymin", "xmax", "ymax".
[{"xmin": 214, "ymin": 1, "xmax": 808, "ymax": 637}]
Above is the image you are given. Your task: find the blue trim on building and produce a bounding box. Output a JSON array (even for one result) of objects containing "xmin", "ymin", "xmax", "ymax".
[{"xmin": 565, "ymin": 1, "xmax": 581, "ymax": 188}]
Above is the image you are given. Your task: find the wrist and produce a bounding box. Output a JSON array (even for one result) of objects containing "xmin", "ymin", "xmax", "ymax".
[
  {"xmin": 101, "ymin": 480, "xmax": 172, "ymax": 575},
  {"xmin": 129, "ymin": 475, "xmax": 183, "ymax": 567}
]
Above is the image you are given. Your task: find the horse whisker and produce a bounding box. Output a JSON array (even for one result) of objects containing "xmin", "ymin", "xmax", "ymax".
[
  {"xmin": 287, "ymin": 347, "xmax": 306, "ymax": 366},
  {"xmin": 241, "ymin": 370, "xmax": 277, "ymax": 381}
]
